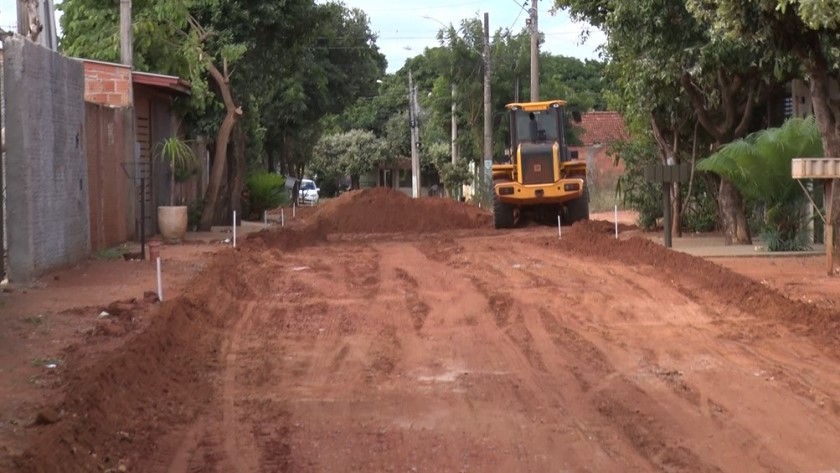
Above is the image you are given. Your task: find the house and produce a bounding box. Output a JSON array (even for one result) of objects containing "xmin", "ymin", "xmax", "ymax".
[
  {"xmin": 81, "ymin": 59, "xmax": 200, "ymax": 250},
  {"xmin": 569, "ymin": 111, "xmax": 628, "ymax": 196},
  {"xmin": 361, "ymin": 158, "xmax": 440, "ymax": 197}
]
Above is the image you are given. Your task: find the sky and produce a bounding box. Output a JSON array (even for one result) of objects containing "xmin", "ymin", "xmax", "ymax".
[
  {"xmin": 0, "ymin": 0, "xmax": 606, "ymax": 73},
  {"xmin": 335, "ymin": 0, "xmax": 607, "ymax": 73},
  {"xmin": 0, "ymin": 1, "xmax": 20, "ymax": 33}
]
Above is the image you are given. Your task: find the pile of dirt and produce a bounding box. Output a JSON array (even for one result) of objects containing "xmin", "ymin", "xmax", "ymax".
[
  {"xmin": 11, "ymin": 252, "xmax": 244, "ymax": 472},
  {"xmin": 316, "ymin": 187, "xmax": 492, "ymax": 234},
  {"xmin": 249, "ymin": 187, "xmax": 492, "ymax": 250},
  {"xmin": 555, "ymin": 221, "xmax": 840, "ymax": 350}
]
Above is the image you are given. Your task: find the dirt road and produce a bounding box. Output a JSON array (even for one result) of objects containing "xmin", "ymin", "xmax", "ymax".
[{"xmin": 10, "ymin": 190, "xmax": 840, "ymax": 472}]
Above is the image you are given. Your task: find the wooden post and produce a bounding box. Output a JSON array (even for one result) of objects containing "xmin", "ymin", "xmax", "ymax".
[{"xmin": 826, "ymin": 179, "xmax": 836, "ymax": 275}]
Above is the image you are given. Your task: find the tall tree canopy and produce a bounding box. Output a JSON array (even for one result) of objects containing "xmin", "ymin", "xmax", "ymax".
[
  {"xmin": 59, "ymin": 0, "xmax": 384, "ymax": 226},
  {"xmin": 554, "ymin": 0, "xmax": 792, "ymax": 243}
]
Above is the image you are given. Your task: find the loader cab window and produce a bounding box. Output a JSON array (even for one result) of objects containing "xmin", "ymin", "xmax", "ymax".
[{"xmin": 513, "ymin": 109, "xmax": 559, "ymax": 144}]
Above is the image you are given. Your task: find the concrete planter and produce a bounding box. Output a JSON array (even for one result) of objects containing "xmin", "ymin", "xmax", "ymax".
[{"xmin": 157, "ymin": 206, "xmax": 188, "ymax": 243}]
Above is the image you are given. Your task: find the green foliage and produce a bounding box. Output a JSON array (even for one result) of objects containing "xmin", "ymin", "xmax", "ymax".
[
  {"xmin": 611, "ymin": 138, "xmax": 662, "ymax": 230},
  {"xmin": 96, "ymin": 245, "xmax": 130, "ymax": 260},
  {"xmin": 697, "ymin": 117, "xmax": 822, "ymax": 250},
  {"xmin": 155, "ymin": 136, "xmax": 197, "ymax": 174},
  {"xmin": 154, "ymin": 136, "xmax": 198, "ymax": 206},
  {"xmin": 61, "ymin": 0, "xmax": 386, "ymax": 204},
  {"xmin": 682, "ymin": 179, "xmax": 720, "ymax": 233},
  {"xmin": 246, "ymin": 172, "xmax": 287, "ymax": 218},
  {"xmin": 762, "ymin": 203, "xmax": 812, "ymax": 251},
  {"xmin": 697, "ymin": 117, "xmax": 822, "ymax": 204},
  {"xmin": 187, "ymin": 199, "xmax": 203, "ymax": 231},
  {"xmin": 312, "ymin": 130, "xmax": 389, "ymax": 186}
]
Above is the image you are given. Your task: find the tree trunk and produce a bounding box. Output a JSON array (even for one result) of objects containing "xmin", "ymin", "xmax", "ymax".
[
  {"xmin": 672, "ymin": 182, "xmax": 682, "ymax": 238},
  {"xmin": 719, "ymin": 178, "xmax": 751, "ymax": 245},
  {"xmin": 267, "ymin": 149, "xmax": 275, "ymax": 173},
  {"xmin": 351, "ymin": 175, "xmax": 360, "ymax": 189},
  {"xmin": 199, "ymin": 61, "xmax": 242, "ymax": 231},
  {"xmin": 807, "ymin": 65, "xmax": 840, "ymax": 267}
]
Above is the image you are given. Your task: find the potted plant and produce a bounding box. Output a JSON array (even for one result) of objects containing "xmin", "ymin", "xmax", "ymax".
[{"xmin": 155, "ymin": 136, "xmax": 197, "ymax": 243}]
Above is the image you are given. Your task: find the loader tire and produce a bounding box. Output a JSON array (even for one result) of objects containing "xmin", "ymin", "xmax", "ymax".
[
  {"xmin": 565, "ymin": 183, "xmax": 590, "ymax": 223},
  {"xmin": 493, "ymin": 193, "xmax": 516, "ymax": 229}
]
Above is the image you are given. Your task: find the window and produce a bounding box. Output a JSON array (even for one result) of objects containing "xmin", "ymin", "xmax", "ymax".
[
  {"xmin": 515, "ymin": 110, "xmax": 559, "ymax": 142},
  {"xmin": 398, "ymin": 169, "xmax": 411, "ymax": 188}
]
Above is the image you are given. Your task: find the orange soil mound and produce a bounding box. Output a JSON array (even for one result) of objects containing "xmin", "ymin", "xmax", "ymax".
[
  {"xmin": 249, "ymin": 187, "xmax": 492, "ymax": 250},
  {"xmin": 555, "ymin": 220, "xmax": 840, "ymax": 348},
  {"xmin": 315, "ymin": 187, "xmax": 491, "ymax": 234}
]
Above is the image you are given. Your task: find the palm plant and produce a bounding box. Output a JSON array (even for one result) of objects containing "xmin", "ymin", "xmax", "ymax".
[
  {"xmin": 697, "ymin": 116, "xmax": 823, "ymax": 250},
  {"xmin": 155, "ymin": 136, "xmax": 197, "ymax": 207}
]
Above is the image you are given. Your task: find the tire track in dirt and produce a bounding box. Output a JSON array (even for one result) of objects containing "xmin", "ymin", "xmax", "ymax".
[
  {"xmin": 342, "ymin": 245, "xmax": 381, "ymax": 299},
  {"xmin": 515, "ymin": 239, "xmax": 836, "ymax": 471},
  {"xmin": 473, "ymin": 243, "xmax": 738, "ymax": 471},
  {"xmin": 394, "ymin": 268, "xmax": 431, "ymax": 331},
  {"xmin": 460, "ymin": 256, "xmax": 655, "ymax": 469},
  {"xmin": 218, "ymin": 301, "xmax": 263, "ymax": 472}
]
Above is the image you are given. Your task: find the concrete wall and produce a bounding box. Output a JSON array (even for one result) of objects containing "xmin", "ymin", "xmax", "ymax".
[{"xmin": 4, "ymin": 37, "xmax": 89, "ymax": 281}]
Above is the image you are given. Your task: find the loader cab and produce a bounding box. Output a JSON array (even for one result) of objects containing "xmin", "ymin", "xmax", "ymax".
[{"xmin": 507, "ymin": 100, "xmax": 569, "ymax": 162}]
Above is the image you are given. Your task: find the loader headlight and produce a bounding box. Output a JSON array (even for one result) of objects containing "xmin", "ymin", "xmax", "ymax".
[
  {"xmin": 498, "ymin": 186, "xmax": 514, "ymax": 196},
  {"xmin": 564, "ymin": 183, "xmax": 581, "ymax": 191}
]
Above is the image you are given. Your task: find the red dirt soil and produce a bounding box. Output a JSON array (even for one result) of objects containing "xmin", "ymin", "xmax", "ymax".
[{"xmin": 5, "ymin": 191, "xmax": 840, "ymax": 472}]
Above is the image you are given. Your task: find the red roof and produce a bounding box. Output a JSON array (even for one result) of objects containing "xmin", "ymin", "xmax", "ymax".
[
  {"xmin": 575, "ymin": 111, "xmax": 628, "ymax": 146},
  {"xmin": 132, "ymin": 71, "xmax": 191, "ymax": 96}
]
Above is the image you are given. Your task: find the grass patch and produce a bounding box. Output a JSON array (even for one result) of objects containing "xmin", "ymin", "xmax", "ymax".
[{"xmin": 96, "ymin": 244, "xmax": 131, "ymax": 260}]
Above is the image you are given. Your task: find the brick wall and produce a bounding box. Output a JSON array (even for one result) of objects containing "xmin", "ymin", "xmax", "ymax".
[
  {"xmin": 3, "ymin": 37, "xmax": 89, "ymax": 281},
  {"xmin": 83, "ymin": 60, "xmax": 131, "ymax": 107}
]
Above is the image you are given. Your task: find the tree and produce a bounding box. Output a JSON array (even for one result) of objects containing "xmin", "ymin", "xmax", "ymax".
[
  {"xmin": 60, "ymin": 0, "xmax": 384, "ymax": 227},
  {"xmin": 698, "ymin": 117, "xmax": 822, "ymax": 250},
  {"xmin": 261, "ymin": 3, "xmax": 386, "ymax": 180},
  {"xmin": 58, "ymin": 0, "xmax": 191, "ymax": 75},
  {"xmin": 312, "ymin": 130, "xmax": 389, "ymax": 189},
  {"xmin": 555, "ymin": 0, "xmax": 790, "ymax": 243},
  {"xmin": 688, "ymin": 0, "xmax": 840, "ymax": 250}
]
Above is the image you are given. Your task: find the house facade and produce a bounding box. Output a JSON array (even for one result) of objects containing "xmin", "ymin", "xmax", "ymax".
[
  {"xmin": 569, "ymin": 111, "xmax": 629, "ymax": 199},
  {"xmin": 81, "ymin": 59, "xmax": 201, "ymax": 249}
]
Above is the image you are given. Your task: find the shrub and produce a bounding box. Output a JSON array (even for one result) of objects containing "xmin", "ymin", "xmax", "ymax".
[{"xmin": 247, "ymin": 172, "xmax": 287, "ymax": 218}]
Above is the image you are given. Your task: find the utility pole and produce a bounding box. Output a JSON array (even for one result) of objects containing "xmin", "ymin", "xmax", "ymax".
[
  {"xmin": 451, "ymin": 83, "xmax": 458, "ymax": 167},
  {"xmin": 120, "ymin": 0, "xmax": 133, "ymax": 66},
  {"xmin": 120, "ymin": 0, "xmax": 141, "ymax": 244},
  {"xmin": 529, "ymin": 0, "xmax": 539, "ymax": 101},
  {"xmin": 408, "ymin": 70, "xmax": 421, "ymax": 198},
  {"xmin": 483, "ymin": 12, "xmax": 492, "ymax": 202}
]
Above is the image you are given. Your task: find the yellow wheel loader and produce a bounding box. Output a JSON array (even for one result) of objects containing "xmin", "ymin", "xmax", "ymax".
[{"xmin": 492, "ymin": 100, "xmax": 589, "ymax": 229}]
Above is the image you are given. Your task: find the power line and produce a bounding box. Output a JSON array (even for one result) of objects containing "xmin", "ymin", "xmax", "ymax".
[{"xmin": 356, "ymin": 1, "xmax": 485, "ymax": 13}]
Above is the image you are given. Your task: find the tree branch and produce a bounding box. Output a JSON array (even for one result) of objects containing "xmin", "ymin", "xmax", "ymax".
[
  {"xmin": 733, "ymin": 82, "xmax": 757, "ymax": 139},
  {"xmin": 206, "ymin": 60, "xmax": 243, "ymax": 116},
  {"xmin": 681, "ymin": 73, "xmax": 723, "ymax": 143}
]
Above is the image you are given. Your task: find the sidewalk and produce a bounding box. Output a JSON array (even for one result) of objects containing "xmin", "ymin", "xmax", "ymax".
[
  {"xmin": 181, "ymin": 220, "xmax": 272, "ymax": 244},
  {"xmin": 641, "ymin": 232, "xmax": 825, "ymax": 258}
]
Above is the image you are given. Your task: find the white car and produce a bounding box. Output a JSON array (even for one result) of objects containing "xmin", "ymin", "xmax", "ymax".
[{"xmin": 298, "ymin": 179, "xmax": 320, "ymax": 204}]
